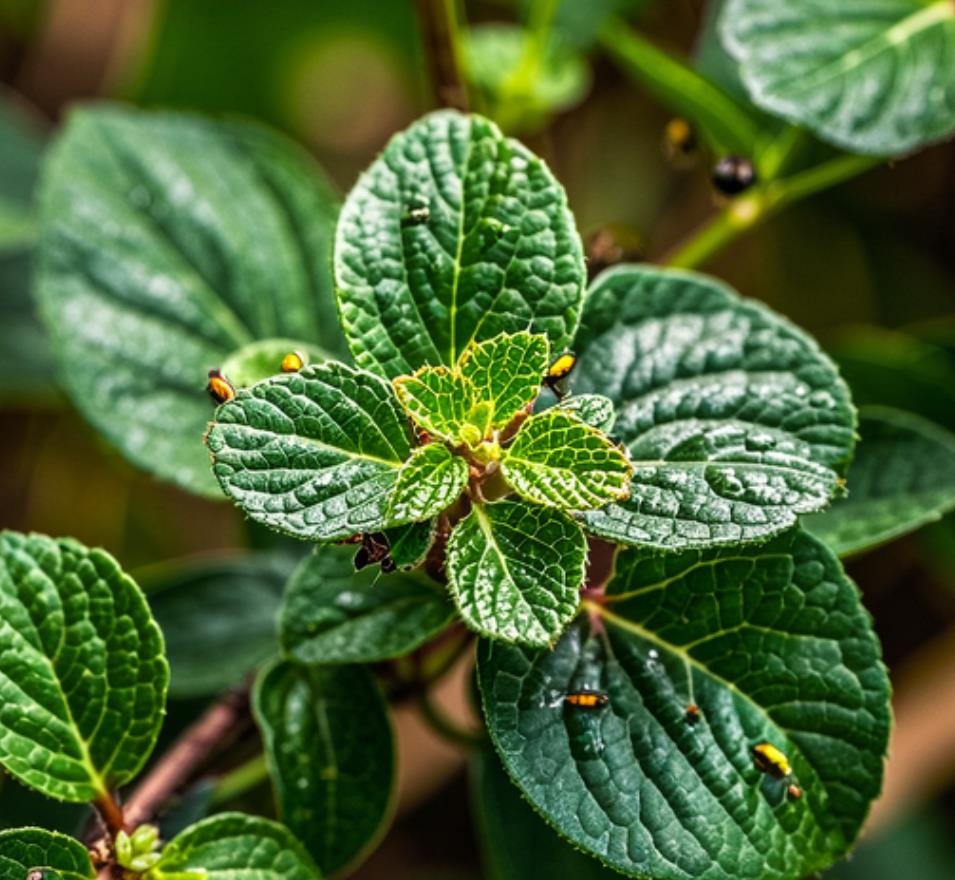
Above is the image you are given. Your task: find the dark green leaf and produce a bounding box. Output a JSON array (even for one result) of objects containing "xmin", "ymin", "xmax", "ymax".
[
  {"xmin": 805, "ymin": 407, "xmax": 955, "ymax": 556},
  {"xmin": 254, "ymin": 661, "xmax": 394, "ymax": 876},
  {"xmin": 335, "ymin": 110, "xmax": 585, "ymax": 378},
  {"xmin": 574, "ymin": 266, "xmax": 855, "ymax": 551},
  {"xmin": 36, "ymin": 105, "xmax": 341, "ymax": 496},
  {"xmin": 147, "ymin": 553, "xmax": 296, "ymax": 698},
  {"xmin": 389, "ymin": 443, "xmax": 469, "ymax": 525},
  {"xmin": 472, "ymin": 745, "xmax": 620, "ymax": 879},
  {"xmin": 207, "ymin": 362, "xmax": 413, "ymax": 541},
  {"xmin": 478, "ymin": 527, "xmax": 890, "ymax": 880},
  {"xmin": 280, "ymin": 545, "xmax": 454, "ymax": 665},
  {"xmin": 153, "ymin": 813, "xmax": 321, "ymax": 880},
  {"xmin": 722, "ymin": 0, "xmax": 955, "ymax": 155},
  {"xmin": 447, "ymin": 500, "xmax": 587, "ymax": 647},
  {"xmin": 383, "ymin": 520, "xmax": 436, "ymax": 570},
  {"xmin": 0, "ymin": 531, "xmax": 168, "ymax": 802},
  {"xmin": 0, "ymin": 828, "xmax": 94, "ymax": 880},
  {"xmin": 502, "ymin": 410, "xmax": 632, "ymax": 510}
]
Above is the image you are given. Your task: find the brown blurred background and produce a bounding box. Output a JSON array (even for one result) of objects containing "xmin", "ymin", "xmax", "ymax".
[{"xmin": 2, "ymin": 1, "xmax": 955, "ymax": 877}]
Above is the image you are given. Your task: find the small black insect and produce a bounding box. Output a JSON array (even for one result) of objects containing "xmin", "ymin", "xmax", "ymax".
[
  {"xmin": 712, "ymin": 155, "xmax": 757, "ymax": 196},
  {"xmin": 352, "ymin": 532, "xmax": 396, "ymax": 573}
]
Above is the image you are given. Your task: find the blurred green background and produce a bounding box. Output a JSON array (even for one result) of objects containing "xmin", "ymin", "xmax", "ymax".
[{"xmin": 1, "ymin": 1, "xmax": 954, "ymax": 877}]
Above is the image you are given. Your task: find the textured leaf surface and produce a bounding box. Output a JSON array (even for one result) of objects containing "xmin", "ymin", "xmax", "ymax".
[
  {"xmin": 559, "ymin": 393, "xmax": 617, "ymax": 433},
  {"xmin": 394, "ymin": 367, "xmax": 477, "ymax": 443},
  {"xmin": 574, "ymin": 266, "xmax": 855, "ymax": 551},
  {"xmin": 473, "ymin": 747, "xmax": 619, "ymax": 880},
  {"xmin": 447, "ymin": 501, "xmax": 587, "ymax": 646},
  {"xmin": 254, "ymin": 661, "xmax": 394, "ymax": 876},
  {"xmin": 281, "ymin": 545, "xmax": 454, "ymax": 664},
  {"xmin": 153, "ymin": 813, "xmax": 321, "ymax": 880},
  {"xmin": 722, "ymin": 0, "xmax": 955, "ymax": 155},
  {"xmin": 503, "ymin": 411, "xmax": 632, "ymax": 510},
  {"xmin": 36, "ymin": 106, "xmax": 342, "ymax": 496},
  {"xmin": 335, "ymin": 110, "xmax": 585, "ymax": 378},
  {"xmin": 148, "ymin": 553, "xmax": 295, "ymax": 697},
  {"xmin": 207, "ymin": 362, "xmax": 413, "ymax": 541},
  {"xmin": 0, "ymin": 531, "xmax": 167, "ymax": 801},
  {"xmin": 459, "ymin": 331, "xmax": 550, "ymax": 430},
  {"xmin": 805, "ymin": 407, "xmax": 955, "ymax": 556},
  {"xmin": 389, "ymin": 443, "xmax": 469, "ymax": 524},
  {"xmin": 0, "ymin": 828, "xmax": 94, "ymax": 880},
  {"xmin": 383, "ymin": 520, "xmax": 436, "ymax": 570},
  {"xmin": 479, "ymin": 528, "xmax": 890, "ymax": 880}
]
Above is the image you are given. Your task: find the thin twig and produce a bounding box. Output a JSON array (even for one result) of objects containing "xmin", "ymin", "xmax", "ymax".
[
  {"xmin": 414, "ymin": 0, "xmax": 469, "ymax": 110},
  {"xmin": 122, "ymin": 684, "xmax": 251, "ymax": 828}
]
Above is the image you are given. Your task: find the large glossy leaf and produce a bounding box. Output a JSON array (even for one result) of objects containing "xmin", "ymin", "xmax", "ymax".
[
  {"xmin": 254, "ymin": 661, "xmax": 394, "ymax": 876},
  {"xmin": 207, "ymin": 362, "xmax": 413, "ymax": 541},
  {"xmin": 334, "ymin": 110, "xmax": 585, "ymax": 378},
  {"xmin": 0, "ymin": 828, "xmax": 94, "ymax": 880},
  {"xmin": 558, "ymin": 393, "xmax": 616, "ymax": 433},
  {"xmin": 0, "ymin": 531, "xmax": 168, "ymax": 802},
  {"xmin": 721, "ymin": 0, "xmax": 955, "ymax": 155},
  {"xmin": 447, "ymin": 500, "xmax": 587, "ymax": 647},
  {"xmin": 152, "ymin": 813, "xmax": 321, "ymax": 880},
  {"xmin": 502, "ymin": 410, "xmax": 632, "ymax": 510},
  {"xmin": 36, "ymin": 105, "xmax": 342, "ymax": 496},
  {"xmin": 479, "ymin": 528, "xmax": 890, "ymax": 880},
  {"xmin": 147, "ymin": 552, "xmax": 296, "ymax": 698},
  {"xmin": 280, "ymin": 545, "xmax": 455, "ymax": 665},
  {"xmin": 573, "ymin": 266, "xmax": 855, "ymax": 551},
  {"xmin": 805, "ymin": 407, "xmax": 955, "ymax": 556},
  {"xmin": 472, "ymin": 746, "xmax": 620, "ymax": 880}
]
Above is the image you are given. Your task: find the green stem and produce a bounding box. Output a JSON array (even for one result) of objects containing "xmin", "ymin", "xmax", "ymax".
[
  {"xmin": 598, "ymin": 17, "xmax": 761, "ymax": 155},
  {"xmin": 664, "ymin": 153, "xmax": 882, "ymax": 269},
  {"xmin": 418, "ymin": 691, "xmax": 484, "ymax": 749},
  {"xmin": 208, "ymin": 753, "xmax": 269, "ymax": 807}
]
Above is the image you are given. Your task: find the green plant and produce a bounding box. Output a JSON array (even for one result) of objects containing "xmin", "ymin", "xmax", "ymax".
[{"xmin": 4, "ymin": 2, "xmax": 955, "ymax": 879}]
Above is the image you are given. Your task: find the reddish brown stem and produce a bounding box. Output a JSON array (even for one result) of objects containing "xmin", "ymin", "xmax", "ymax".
[
  {"xmin": 94, "ymin": 792, "xmax": 126, "ymax": 835},
  {"xmin": 414, "ymin": 0, "xmax": 468, "ymax": 110},
  {"xmin": 122, "ymin": 684, "xmax": 250, "ymax": 828}
]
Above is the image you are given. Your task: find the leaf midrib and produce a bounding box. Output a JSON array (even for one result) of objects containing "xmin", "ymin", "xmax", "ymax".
[{"xmin": 772, "ymin": 0, "xmax": 955, "ymax": 97}]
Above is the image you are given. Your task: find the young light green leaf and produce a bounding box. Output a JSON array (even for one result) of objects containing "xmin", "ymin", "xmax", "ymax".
[
  {"xmin": 721, "ymin": 0, "xmax": 955, "ymax": 155},
  {"xmin": 0, "ymin": 828, "xmax": 94, "ymax": 880},
  {"xmin": 479, "ymin": 528, "xmax": 891, "ymax": 880},
  {"xmin": 394, "ymin": 366, "xmax": 477, "ymax": 443},
  {"xmin": 383, "ymin": 519, "xmax": 436, "ymax": 570},
  {"xmin": 147, "ymin": 552, "xmax": 296, "ymax": 698},
  {"xmin": 502, "ymin": 410, "xmax": 632, "ymax": 510},
  {"xmin": 472, "ymin": 746, "xmax": 620, "ymax": 880},
  {"xmin": 254, "ymin": 661, "xmax": 394, "ymax": 876},
  {"xmin": 574, "ymin": 265, "xmax": 855, "ymax": 551},
  {"xmin": 458, "ymin": 331, "xmax": 550, "ymax": 430},
  {"xmin": 389, "ymin": 443, "xmax": 469, "ymax": 525},
  {"xmin": 558, "ymin": 393, "xmax": 616, "ymax": 433},
  {"xmin": 219, "ymin": 338, "xmax": 328, "ymax": 388},
  {"xmin": 36, "ymin": 106, "xmax": 342, "ymax": 497},
  {"xmin": 805, "ymin": 407, "xmax": 955, "ymax": 556},
  {"xmin": 335, "ymin": 110, "xmax": 585, "ymax": 378},
  {"xmin": 447, "ymin": 500, "xmax": 587, "ymax": 647},
  {"xmin": 281, "ymin": 545, "xmax": 455, "ymax": 665},
  {"xmin": 0, "ymin": 531, "xmax": 168, "ymax": 802},
  {"xmin": 464, "ymin": 24, "xmax": 592, "ymax": 135},
  {"xmin": 207, "ymin": 362, "xmax": 413, "ymax": 541},
  {"xmin": 151, "ymin": 813, "xmax": 321, "ymax": 880}
]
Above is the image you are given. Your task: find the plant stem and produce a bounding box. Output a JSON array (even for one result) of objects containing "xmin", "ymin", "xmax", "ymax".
[
  {"xmin": 208, "ymin": 753, "xmax": 270, "ymax": 807},
  {"xmin": 418, "ymin": 690, "xmax": 484, "ymax": 749},
  {"xmin": 663, "ymin": 153, "xmax": 883, "ymax": 269},
  {"xmin": 123, "ymin": 684, "xmax": 250, "ymax": 827},
  {"xmin": 415, "ymin": 0, "xmax": 469, "ymax": 110},
  {"xmin": 94, "ymin": 792, "xmax": 127, "ymax": 835},
  {"xmin": 598, "ymin": 17, "xmax": 760, "ymax": 156}
]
